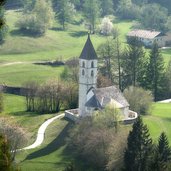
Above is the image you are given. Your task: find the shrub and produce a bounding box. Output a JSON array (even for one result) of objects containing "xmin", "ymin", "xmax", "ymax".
[
  {"xmin": 100, "ymin": 17, "xmax": 113, "ymax": 36},
  {"xmin": 124, "ymin": 86, "xmax": 153, "ymax": 115},
  {"xmin": 0, "ymin": 92, "xmax": 3, "ymax": 113}
]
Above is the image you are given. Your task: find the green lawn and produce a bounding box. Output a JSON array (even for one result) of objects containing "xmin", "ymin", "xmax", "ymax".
[
  {"xmin": 143, "ymin": 103, "xmax": 171, "ymax": 143},
  {"xmin": 0, "ymin": 64, "xmax": 64, "ymax": 86},
  {"xmin": 2, "ymin": 94, "xmax": 61, "ymax": 146},
  {"xmin": 16, "ymin": 118, "xmax": 72, "ymax": 171}
]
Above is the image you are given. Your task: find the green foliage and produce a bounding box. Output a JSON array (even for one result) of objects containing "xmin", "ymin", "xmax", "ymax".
[
  {"xmin": 140, "ymin": 4, "xmax": 168, "ymax": 32},
  {"xmin": 116, "ymin": 0, "xmax": 141, "ymax": 20},
  {"xmin": 122, "ymin": 37, "xmax": 146, "ymax": 88},
  {"xmin": 150, "ymin": 132, "xmax": 171, "ymax": 171},
  {"xmin": 145, "ymin": 43, "xmax": 166, "ymax": 101},
  {"xmin": 0, "ymin": 134, "xmax": 20, "ymax": 171},
  {"xmin": 0, "ymin": 92, "xmax": 3, "ymax": 112},
  {"xmin": 123, "ymin": 116, "xmax": 153, "ymax": 171},
  {"xmin": 124, "ymin": 86, "xmax": 153, "ymax": 115},
  {"xmin": 100, "ymin": 0, "xmax": 114, "ymax": 16},
  {"xmin": 16, "ymin": 0, "xmax": 54, "ymax": 35},
  {"xmin": 56, "ymin": 0, "xmax": 75, "ymax": 30},
  {"xmin": 69, "ymin": 106, "xmax": 127, "ymax": 170},
  {"xmin": 83, "ymin": 0, "xmax": 99, "ymax": 33},
  {"xmin": 0, "ymin": 1, "xmax": 7, "ymax": 45}
]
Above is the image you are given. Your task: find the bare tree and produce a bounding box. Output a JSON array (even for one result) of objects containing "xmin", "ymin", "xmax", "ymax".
[{"xmin": 0, "ymin": 118, "xmax": 28, "ymax": 161}]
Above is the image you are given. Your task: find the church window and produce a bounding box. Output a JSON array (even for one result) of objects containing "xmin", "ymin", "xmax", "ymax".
[
  {"xmin": 82, "ymin": 69, "xmax": 85, "ymax": 76},
  {"xmin": 91, "ymin": 70, "xmax": 94, "ymax": 77},
  {"xmin": 82, "ymin": 61, "xmax": 85, "ymax": 68},
  {"xmin": 91, "ymin": 61, "xmax": 94, "ymax": 68}
]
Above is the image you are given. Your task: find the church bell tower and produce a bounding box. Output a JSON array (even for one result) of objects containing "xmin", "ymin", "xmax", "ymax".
[{"xmin": 79, "ymin": 34, "xmax": 98, "ymax": 117}]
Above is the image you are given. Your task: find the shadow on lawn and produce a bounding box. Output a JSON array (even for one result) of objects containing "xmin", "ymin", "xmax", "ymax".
[
  {"xmin": 69, "ymin": 31, "xmax": 87, "ymax": 37},
  {"xmin": 24, "ymin": 119, "xmax": 73, "ymax": 160}
]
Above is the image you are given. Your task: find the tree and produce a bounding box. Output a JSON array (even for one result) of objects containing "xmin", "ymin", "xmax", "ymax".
[
  {"xmin": 0, "ymin": 0, "xmax": 7, "ymax": 45},
  {"xmin": 124, "ymin": 86, "xmax": 153, "ymax": 115},
  {"xmin": 100, "ymin": 17, "xmax": 113, "ymax": 36},
  {"xmin": 56, "ymin": 0, "xmax": 75, "ymax": 30},
  {"xmin": 16, "ymin": 0, "xmax": 54, "ymax": 35},
  {"xmin": 68, "ymin": 106, "xmax": 125, "ymax": 170},
  {"xmin": 0, "ymin": 118, "xmax": 28, "ymax": 161},
  {"xmin": 122, "ymin": 37, "xmax": 146, "ymax": 88},
  {"xmin": 83, "ymin": 0, "xmax": 99, "ymax": 33},
  {"xmin": 145, "ymin": 43, "xmax": 165, "ymax": 101},
  {"xmin": 150, "ymin": 132, "xmax": 171, "ymax": 171},
  {"xmin": 140, "ymin": 4, "xmax": 168, "ymax": 32},
  {"xmin": 100, "ymin": 0, "xmax": 114, "ymax": 16},
  {"xmin": 116, "ymin": 0, "xmax": 141, "ymax": 20},
  {"xmin": 0, "ymin": 92, "xmax": 3, "ymax": 113},
  {"xmin": 0, "ymin": 134, "xmax": 20, "ymax": 171},
  {"xmin": 123, "ymin": 116, "xmax": 153, "ymax": 171}
]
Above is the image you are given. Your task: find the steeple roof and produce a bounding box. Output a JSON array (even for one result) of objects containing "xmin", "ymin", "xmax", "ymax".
[{"xmin": 79, "ymin": 34, "xmax": 97, "ymax": 60}]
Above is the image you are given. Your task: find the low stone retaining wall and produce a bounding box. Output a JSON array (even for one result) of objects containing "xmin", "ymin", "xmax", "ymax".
[
  {"xmin": 65, "ymin": 109, "xmax": 79, "ymax": 122},
  {"xmin": 124, "ymin": 110, "xmax": 138, "ymax": 124}
]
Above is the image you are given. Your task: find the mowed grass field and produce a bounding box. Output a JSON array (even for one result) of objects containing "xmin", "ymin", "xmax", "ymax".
[
  {"xmin": 144, "ymin": 103, "xmax": 171, "ymax": 143},
  {"xmin": 0, "ymin": 10, "xmax": 133, "ymax": 86}
]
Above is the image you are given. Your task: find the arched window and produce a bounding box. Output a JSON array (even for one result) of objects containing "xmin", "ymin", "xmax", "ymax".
[
  {"xmin": 91, "ymin": 61, "xmax": 94, "ymax": 68},
  {"xmin": 91, "ymin": 70, "xmax": 94, "ymax": 77},
  {"xmin": 82, "ymin": 69, "xmax": 85, "ymax": 76},
  {"xmin": 82, "ymin": 61, "xmax": 85, "ymax": 68}
]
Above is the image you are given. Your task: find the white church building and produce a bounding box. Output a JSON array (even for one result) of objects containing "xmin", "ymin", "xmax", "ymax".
[{"xmin": 65, "ymin": 35, "xmax": 137, "ymax": 122}]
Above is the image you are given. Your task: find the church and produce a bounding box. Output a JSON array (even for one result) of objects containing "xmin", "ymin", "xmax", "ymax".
[
  {"xmin": 78, "ymin": 35, "xmax": 130, "ymax": 119},
  {"xmin": 65, "ymin": 35, "xmax": 137, "ymax": 122}
]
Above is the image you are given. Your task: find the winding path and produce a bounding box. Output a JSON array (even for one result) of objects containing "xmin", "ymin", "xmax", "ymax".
[{"xmin": 22, "ymin": 113, "xmax": 65, "ymax": 150}]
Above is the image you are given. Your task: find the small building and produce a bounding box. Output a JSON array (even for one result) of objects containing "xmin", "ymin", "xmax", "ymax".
[{"xmin": 127, "ymin": 29, "xmax": 166, "ymax": 47}]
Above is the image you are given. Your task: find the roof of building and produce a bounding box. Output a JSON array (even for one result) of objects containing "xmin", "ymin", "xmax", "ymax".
[
  {"xmin": 127, "ymin": 29, "xmax": 163, "ymax": 39},
  {"xmin": 79, "ymin": 34, "xmax": 97, "ymax": 60},
  {"xmin": 85, "ymin": 94, "xmax": 102, "ymax": 109},
  {"xmin": 95, "ymin": 86, "xmax": 129, "ymax": 108}
]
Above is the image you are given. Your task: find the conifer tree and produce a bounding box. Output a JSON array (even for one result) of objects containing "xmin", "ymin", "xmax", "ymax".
[
  {"xmin": 145, "ymin": 42, "xmax": 165, "ymax": 101},
  {"xmin": 122, "ymin": 37, "xmax": 146, "ymax": 88},
  {"xmin": 150, "ymin": 132, "xmax": 171, "ymax": 171},
  {"xmin": 123, "ymin": 116, "xmax": 153, "ymax": 171}
]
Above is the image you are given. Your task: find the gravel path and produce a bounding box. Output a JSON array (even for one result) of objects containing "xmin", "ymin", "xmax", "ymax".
[{"xmin": 22, "ymin": 113, "xmax": 65, "ymax": 150}]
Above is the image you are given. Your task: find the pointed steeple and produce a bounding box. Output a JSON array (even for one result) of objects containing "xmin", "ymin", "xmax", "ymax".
[{"xmin": 79, "ymin": 34, "xmax": 97, "ymax": 60}]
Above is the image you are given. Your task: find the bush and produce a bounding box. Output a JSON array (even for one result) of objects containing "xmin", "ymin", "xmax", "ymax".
[
  {"xmin": 15, "ymin": 0, "xmax": 54, "ymax": 35},
  {"xmin": 0, "ymin": 92, "xmax": 3, "ymax": 113},
  {"xmin": 100, "ymin": 17, "xmax": 113, "ymax": 36},
  {"xmin": 124, "ymin": 86, "xmax": 153, "ymax": 115},
  {"xmin": 68, "ymin": 106, "xmax": 129, "ymax": 170}
]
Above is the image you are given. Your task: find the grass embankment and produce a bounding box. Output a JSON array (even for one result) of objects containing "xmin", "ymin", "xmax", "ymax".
[
  {"xmin": 144, "ymin": 103, "xmax": 171, "ymax": 143},
  {"xmin": 2, "ymin": 94, "xmax": 61, "ymax": 145}
]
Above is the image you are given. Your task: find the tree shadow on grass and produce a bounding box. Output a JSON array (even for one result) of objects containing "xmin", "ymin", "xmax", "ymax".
[
  {"xmin": 69, "ymin": 31, "xmax": 87, "ymax": 37},
  {"xmin": 24, "ymin": 119, "xmax": 73, "ymax": 160},
  {"xmin": 9, "ymin": 111, "xmax": 42, "ymax": 117},
  {"xmin": 10, "ymin": 29, "xmax": 42, "ymax": 38}
]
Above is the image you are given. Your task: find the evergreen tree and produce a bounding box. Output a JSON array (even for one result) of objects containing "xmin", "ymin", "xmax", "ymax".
[
  {"xmin": 83, "ymin": 0, "xmax": 99, "ymax": 33},
  {"xmin": 100, "ymin": 0, "xmax": 114, "ymax": 16},
  {"xmin": 56, "ymin": 0, "xmax": 75, "ymax": 30},
  {"xmin": 145, "ymin": 42, "xmax": 165, "ymax": 101},
  {"xmin": 150, "ymin": 132, "xmax": 171, "ymax": 171},
  {"xmin": 123, "ymin": 116, "xmax": 153, "ymax": 171},
  {"xmin": 0, "ymin": 0, "xmax": 7, "ymax": 45},
  {"xmin": 122, "ymin": 37, "xmax": 146, "ymax": 88}
]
